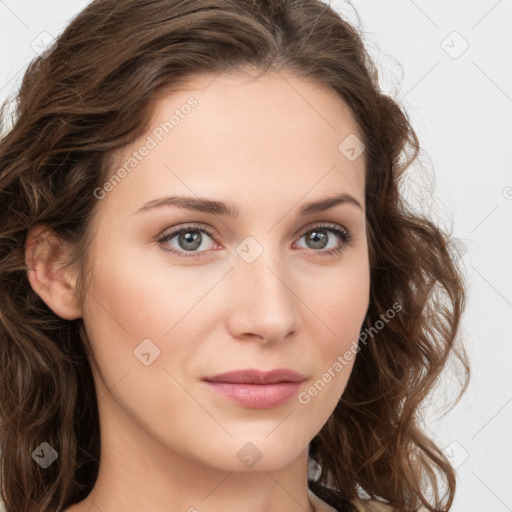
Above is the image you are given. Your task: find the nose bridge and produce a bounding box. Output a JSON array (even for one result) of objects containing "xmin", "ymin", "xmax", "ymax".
[{"xmin": 226, "ymin": 234, "xmax": 300, "ymax": 342}]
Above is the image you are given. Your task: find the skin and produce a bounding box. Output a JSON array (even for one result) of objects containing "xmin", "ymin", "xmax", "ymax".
[{"xmin": 26, "ymin": 69, "xmax": 370, "ymax": 512}]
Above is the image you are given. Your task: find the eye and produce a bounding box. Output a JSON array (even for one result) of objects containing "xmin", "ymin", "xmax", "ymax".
[
  {"xmin": 157, "ymin": 222, "xmax": 353, "ymax": 259},
  {"xmin": 294, "ymin": 223, "xmax": 353, "ymax": 256},
  {"xmin": 158, "ymin": 223, "xmax": 216, "ymax": 258}
]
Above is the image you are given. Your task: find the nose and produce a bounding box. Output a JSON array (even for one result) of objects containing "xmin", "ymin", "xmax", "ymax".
[{"xmin": 224, "ymin": 245, "xmax": 301, "ymax": 345}]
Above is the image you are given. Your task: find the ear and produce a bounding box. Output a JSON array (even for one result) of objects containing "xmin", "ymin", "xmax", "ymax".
[{"xmin": 25, "ymin": 224, "xmax": 83, "ymax": 320}]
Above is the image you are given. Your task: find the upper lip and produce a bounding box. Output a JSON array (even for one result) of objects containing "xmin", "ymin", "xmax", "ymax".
[{"xmin": 202, "ymin": 369, "xmax": 305, "ymax": 384}]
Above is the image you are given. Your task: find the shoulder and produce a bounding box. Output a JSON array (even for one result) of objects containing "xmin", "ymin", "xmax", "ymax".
[
  {"xmin": 350, "ymin": 497, "xmax": 396, "ymax": 512},
  {"xmin": 351, "ymin": 497, "xmax": 432, "ymax": 511},
  {"xmin": 308, "ymin": 480, "xmax": 396, "ymax": 512}
]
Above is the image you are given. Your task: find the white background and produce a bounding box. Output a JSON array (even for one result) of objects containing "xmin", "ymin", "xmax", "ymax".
[{"xmin": 0, "ymin": 1, "xmax": 510, "ymax": 511}]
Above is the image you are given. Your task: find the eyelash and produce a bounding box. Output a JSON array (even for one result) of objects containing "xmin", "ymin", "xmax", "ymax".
[{"xmin": 157, "ymin": 222, "xmax": 354, "ymax": 259}]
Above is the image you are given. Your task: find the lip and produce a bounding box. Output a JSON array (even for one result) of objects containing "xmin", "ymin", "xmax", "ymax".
[
  {"xmin": 202, "ymin": 368, "xmax": 305, "ymax": 384},
  {"xmin": 202, "ymin": 369, "xmax": 306, "ymax": 409}
]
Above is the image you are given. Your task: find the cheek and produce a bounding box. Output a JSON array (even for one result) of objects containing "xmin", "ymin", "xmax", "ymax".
[
  {"xmin": 79, "ymin": 253, "xmax": 162, "ymax": 385},
  {"xmin": 80, "ymin": 258, "xmax": 210, "ymax": 445},
  {"xmin": 314, "ymin": 258, "xmax": 370, "ymax": 344},
  {"xmin": 83, "ymin": 248, "xmax": 193, "ymax": 339},
  {"xmin": 302, "ymin": 259, "xmax": 369, "ymax": 401},
  {"xmin": 80, "ymin": 248, "xmax": 221, "ymax": 389}
]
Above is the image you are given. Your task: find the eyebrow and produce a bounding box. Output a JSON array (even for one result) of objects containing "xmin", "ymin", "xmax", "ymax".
[{"xmin": 134, "ymin": 192, "xmax": 363, "ymax": 217}]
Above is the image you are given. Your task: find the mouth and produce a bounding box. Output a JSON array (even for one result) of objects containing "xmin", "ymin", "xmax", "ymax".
[
  {"xmin": 201, "ymin": 368, "xmax": 306, "ymax": 408},
  {"xmin": 202, "ymin": 368, "xmax": 305, "ymax": 384}
]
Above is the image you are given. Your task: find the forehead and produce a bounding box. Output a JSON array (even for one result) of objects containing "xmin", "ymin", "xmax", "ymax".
[{"xmin": 100, "ymin": 70, "xmax": 366, "ymax": 218}]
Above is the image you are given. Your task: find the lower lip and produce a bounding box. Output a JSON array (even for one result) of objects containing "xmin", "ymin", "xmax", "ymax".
[{"xmin": 202, "ymin": 381, "xmax": 303, "ymax": 408}]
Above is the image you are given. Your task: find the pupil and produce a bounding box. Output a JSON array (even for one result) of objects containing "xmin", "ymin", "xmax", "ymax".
[
  {"xmin": 180, "ymin": 231, "xmax": 201, "ymax": 250},
  {"xmin": 309, "ymin": 230, "xmax": 327, "ymax": 249}
]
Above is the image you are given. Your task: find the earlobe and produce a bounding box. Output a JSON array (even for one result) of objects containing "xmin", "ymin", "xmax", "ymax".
[{"xmin": 25, "ymin": 225, "xmax": 83, "ymax": 321}]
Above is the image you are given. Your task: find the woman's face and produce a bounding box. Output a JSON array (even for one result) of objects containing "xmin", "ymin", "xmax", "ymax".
[{"xmin": 81, "ymin": 70, "xmax": 369, "ymax": 472}]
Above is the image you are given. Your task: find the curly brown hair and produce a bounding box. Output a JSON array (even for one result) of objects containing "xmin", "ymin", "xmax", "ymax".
[{"xmin": 0, "ymin": 0, "xmax": 469, "ymax": 511}]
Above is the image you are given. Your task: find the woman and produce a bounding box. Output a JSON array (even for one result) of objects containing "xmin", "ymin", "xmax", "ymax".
[{"xmin": 0, "ymin": 0, "xmax": 469, "ymax": 511}]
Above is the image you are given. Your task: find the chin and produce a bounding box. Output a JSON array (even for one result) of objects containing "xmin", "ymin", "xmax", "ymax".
[{"xmin": 195, "ymin": 436, "xmax": 308, "ymax": 473}]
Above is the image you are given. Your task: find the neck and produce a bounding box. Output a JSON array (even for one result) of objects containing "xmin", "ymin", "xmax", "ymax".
[{"xmin": 67, "ymin": 389, "xmax": 317, "ymax": 512}]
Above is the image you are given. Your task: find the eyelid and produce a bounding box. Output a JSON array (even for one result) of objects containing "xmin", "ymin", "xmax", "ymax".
[{"xmin": 296, "ymin": 221, "xmax": 349, "ymax": 237}]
